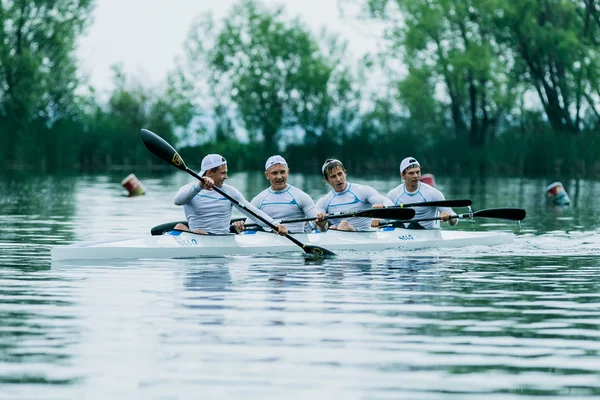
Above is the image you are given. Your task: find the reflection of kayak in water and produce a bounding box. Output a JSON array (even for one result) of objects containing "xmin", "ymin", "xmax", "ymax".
[{"xmin": 51, "ymin": 228, "xmax": 514, "ymax": 262}]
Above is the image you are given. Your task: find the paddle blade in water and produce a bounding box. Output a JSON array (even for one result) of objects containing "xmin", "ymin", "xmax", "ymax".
[
  {"xmin": 473, "ymin": 208, "xmax": 526, "ymax": 220},
  {"xmin": 141, "ymin": 129, "xmax": 187, "ymax": 171},
  {"xmin": 304, "ymin": 245, "xmax": 336, "ymax": 257}
]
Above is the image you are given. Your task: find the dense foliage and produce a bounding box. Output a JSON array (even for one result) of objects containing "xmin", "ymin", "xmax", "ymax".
[{"xmin": 0, "ymin": 0, "xmax": 598, "ymax": 176}]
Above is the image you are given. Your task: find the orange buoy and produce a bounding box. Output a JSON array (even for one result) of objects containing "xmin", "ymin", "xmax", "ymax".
[{"xmin": 121, "ymin": 173, "xmax": 145, "ymax": 197}]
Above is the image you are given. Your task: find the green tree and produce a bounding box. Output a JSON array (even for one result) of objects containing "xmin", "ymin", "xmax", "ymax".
[
  {"xmin": 364, "ymin": 0, "xmax": 600, "ymax": 139},
  {"xmin": 80, "ymin": 66, "xmax": 195, "ymax": 168},
  {"xmin": 183, "ymin": 0, "xmax": 357, "ymax": 155},
  {"xmin": 367, "ymin": 0, "xmax": 518, "ymax": 147},
  {"xmin": 0, "ymin": 0, "xmax": 94, "ymax": 167},
  {"xmin": 490, "ymin": 0, "xmax": 600, "ymax": 134}
]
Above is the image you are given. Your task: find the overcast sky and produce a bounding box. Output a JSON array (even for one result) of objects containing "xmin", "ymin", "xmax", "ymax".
[{"xmin": 77, "ymin": 0, "xmax": 384, "ymax": 92}]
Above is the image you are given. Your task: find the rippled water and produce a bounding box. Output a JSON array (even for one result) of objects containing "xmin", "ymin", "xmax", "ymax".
[{"xmin": 2, "ymin": 171, "xmax": 600, "ymax": 398}]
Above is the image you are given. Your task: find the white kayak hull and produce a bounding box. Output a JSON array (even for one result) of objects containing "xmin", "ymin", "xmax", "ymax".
[{"xmin": 51, "ymin": 228, "xmax": 515, "ymax": 262}]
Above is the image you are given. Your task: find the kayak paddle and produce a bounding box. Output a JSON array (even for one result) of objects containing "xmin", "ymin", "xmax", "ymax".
[
  {"xmin": 380, "ymin": 207, "xmax": 526, "ymax": 228},
  {"xmin": 392, "ymin": 199, "xmax": 472, "ymax": 208}
]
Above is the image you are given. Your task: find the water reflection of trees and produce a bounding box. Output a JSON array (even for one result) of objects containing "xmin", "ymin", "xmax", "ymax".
[
  {"xmin": 0, "ymin": 174, "xmax": 79, "ymax": 271},
  {"xmin": 0, "ymin": 275, "xmax": 79, "ymax": 385},
  {"xmin": 183, "ymin": 263, "xmax": 233, "ymax": 315}
]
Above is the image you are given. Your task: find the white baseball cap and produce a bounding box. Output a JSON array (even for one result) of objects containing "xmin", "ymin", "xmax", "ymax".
[
  {"xmin": 400, "ymin": 157, "xmax": 420, "ymax": 173},
  {"xmin": 199, "ymin": 154, "xmax": 227, "ymax": 176},
  {"xmin": 265, "ymin": 155, "xmax": 288, "ymax": 171}
]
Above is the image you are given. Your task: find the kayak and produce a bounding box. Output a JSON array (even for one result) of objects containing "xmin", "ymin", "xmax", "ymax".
[{"xmin": 51, "ymin": 228, "xmax": 515, "ymax": 262}]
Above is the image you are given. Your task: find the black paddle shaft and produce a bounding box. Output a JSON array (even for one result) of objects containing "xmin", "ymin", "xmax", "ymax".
[
  {"xmin": 393, "ymin": 199, "xmax": 472, "ymax": 208},
  {"xmin": 384, "ymin": 208, "xmax": 527, "ymax": 225}
]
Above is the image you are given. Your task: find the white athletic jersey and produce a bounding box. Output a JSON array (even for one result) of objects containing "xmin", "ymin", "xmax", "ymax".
[
  {"xmin": 386, "ymin": 182, "xmax": 457, "ymax": 229},
  {"xmin": 246, "ymin": 185, "xmax": 318, "ymax": 233},
  {"xmin": 316, "ymin": 182, "xmax": 393, "ymax": 231},
  {"xmin": 174, "ymin": 182, "xmax": 276, "ymax": 234}
]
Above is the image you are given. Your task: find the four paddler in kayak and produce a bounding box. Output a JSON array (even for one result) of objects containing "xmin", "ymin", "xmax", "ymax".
[{"xmin": 173, "ymin": 154, "xmax": 459, "ymax": 235}]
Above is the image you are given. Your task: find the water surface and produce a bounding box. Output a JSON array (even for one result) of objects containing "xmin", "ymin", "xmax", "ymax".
[{"xmin": 1, "ymin": 171, "xmax": 600, "ymax": 399}]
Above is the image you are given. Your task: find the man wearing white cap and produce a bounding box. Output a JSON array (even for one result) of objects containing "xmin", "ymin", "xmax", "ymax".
[
  {"xmin": 317, "ymin": 158, "xmax": 393, "ymax": 231},
  {"xmin": 244, "ymin": 155, "xmax": 327, "ymax": 233},
  {"xmin": 173, "ymin": 154, "xmax": 288, "ymax": 235},
  {"xmin": 386, "ymin": 157, "xmax": 457, "ymax": 229}
]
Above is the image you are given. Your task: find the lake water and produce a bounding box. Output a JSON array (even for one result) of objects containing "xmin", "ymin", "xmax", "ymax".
[{"xmin": 1, "ymin": 171, "xmax": 600, "ymax": 399}]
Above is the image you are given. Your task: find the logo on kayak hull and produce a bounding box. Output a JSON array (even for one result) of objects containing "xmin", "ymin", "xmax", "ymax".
[
  {"xmin": 175, "ymin": 237, "xmax": 198, "ymax": 246},
  {"xmin": 397, "ymin": 234, "xmax": 414, "ymax": 241}
]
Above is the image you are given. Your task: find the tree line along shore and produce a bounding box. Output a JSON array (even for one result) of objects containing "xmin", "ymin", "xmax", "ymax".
[{"xmin": 1, "ymin": 0, "xmax": 598, "ymax": 177}]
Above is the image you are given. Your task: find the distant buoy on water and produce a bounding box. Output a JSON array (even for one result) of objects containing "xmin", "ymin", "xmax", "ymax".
[
  {"xmin": 545, "ymin": 181, "xmax": 570, "ymax": 207},
  {"xmin": 420, "ymin": 173, "xmax": 436, "ymax": 187},
  {"xmin": 121, "ymin": 173, "xmax": 145, "ymax": 197}
]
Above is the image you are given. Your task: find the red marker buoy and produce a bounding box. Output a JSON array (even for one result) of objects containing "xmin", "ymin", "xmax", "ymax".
[
  {"xmin": 420, "ymin": 173, "xmax": 436, "ymax": 187},
  {"xmin": 121, "ymin": 173, "xmax": 145, "ymax": 197}
]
